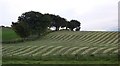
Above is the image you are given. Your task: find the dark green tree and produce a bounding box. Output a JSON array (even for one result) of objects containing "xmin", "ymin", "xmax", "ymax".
[
  {"xmin": 67, "ymin": 20, "xmax": 81, "ymax": 31},
  {"xmin": 11, "ymin": 21, "xmax": 30, "ymax": 38},
  {"xmin": 45, "ymin": 14, "xmax": 67, "ymax": 31},
  {"xmin": 75, "ymin": 26, "xmax": 81, "ymax": 31},
  {"xmin": 18, "ymin": 11, "xmax": 51, "ymax": 36},
  {"xmin": 39, "ymin": 15, "xmax": 51, "ymax": 35}
]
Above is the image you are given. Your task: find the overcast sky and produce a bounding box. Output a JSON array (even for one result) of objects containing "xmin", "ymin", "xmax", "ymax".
[{"xmin": 0, "ymin": 0, "xmax": 119, "ymax": 31}]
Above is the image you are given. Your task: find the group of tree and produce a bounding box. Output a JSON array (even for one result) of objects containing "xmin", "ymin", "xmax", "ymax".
[
  {"xmin": 45, "ymin": 14, "xmax": 81, "ymax": 31},
  {"xmin": 12, "ymin": 11, "xmax": 81, "ymax": 38}
]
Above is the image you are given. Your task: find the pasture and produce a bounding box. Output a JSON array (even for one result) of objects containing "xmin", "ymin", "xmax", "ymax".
[
  {"xmin": 2, "ymin": 27, "xmax": 20, "ymax": 42},
  {"xmin": 2, "ymin": 29, "xmax": 119, "ymax": 64}
]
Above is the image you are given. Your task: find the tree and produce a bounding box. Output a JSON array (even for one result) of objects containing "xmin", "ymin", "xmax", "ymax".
[
  {"xmin": 12, "ymin": 11, "xmax": 51, "ymax": 38},
  {"xmin": 67, "ymin": 20, "xmax": 81, "ymax": 31},
  {"xmin": 18, "ymin": 11, "xmax": 51, "ymax": 36},
  {"xmin": 45, "ymin": 14, "xmax": 67, "ymax": 31},
  {"xmin": 1, "ymin": 25, "xmax": 5, "ymax": 27},
  {"xmin": 39, "ymin": 14, "xmax": 51, "ymax": 34},
  {"xmin": 75, "ymin": 26, "xmax": 81, "ymax": 31},
  {"xmin": 11, "ymin": 21, "xmax": 30, "ymax": 38},
  {"xmin": 60, "ymin": 18, "xmax": 67, "ymax": 28}
]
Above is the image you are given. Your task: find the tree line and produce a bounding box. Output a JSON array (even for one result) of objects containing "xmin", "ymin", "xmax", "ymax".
[{"xmin": 12, "ymin": 11, "xmax": 81, "ymax": 38}]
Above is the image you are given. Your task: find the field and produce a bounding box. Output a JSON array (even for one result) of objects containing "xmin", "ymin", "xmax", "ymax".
[
  {"xmin": 2, "ymin": 27, "xmax": 20, "ymax": 42},
  {"xmin": 2, "ymin": 28, "xmax": 119, "ymax": 64}
]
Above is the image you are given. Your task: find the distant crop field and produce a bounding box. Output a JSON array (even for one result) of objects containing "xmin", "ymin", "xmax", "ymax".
[{"xmin": 2, "ymin": 30, "xmax": 119, "ymax": 64}]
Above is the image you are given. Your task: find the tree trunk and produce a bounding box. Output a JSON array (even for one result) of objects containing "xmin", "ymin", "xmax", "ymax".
[{"xmin": 55, "ymin": 27, "xmax": 59, "ymax": 31}]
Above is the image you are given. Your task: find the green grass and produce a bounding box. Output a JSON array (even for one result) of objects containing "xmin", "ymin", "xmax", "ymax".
[
  {"xmin": 2, "ymin": 30, "xmax": 119, "ymax": 64},
  {"xmin": 2, "ymin": 27, "xmax": 20, "ymax": 41},
  {"xmin": 2, "ymin": 60, "xmax": 119, "ymax": 64}
]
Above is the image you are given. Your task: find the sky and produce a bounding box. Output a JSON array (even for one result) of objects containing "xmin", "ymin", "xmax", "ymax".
[{"xmin": 0, "ymin": 0, "xmax": 119, "ymax": 31}]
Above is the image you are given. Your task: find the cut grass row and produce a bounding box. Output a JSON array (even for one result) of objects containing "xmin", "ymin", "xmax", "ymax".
[{"xmin": 3, "ymin": 46, "xmax": 118, "ymax": 57}]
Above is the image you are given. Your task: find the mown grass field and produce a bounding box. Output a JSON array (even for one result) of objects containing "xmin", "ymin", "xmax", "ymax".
[{"xmin": 2, "ymin": 28, "xmax": 119, "ymax": 64}]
